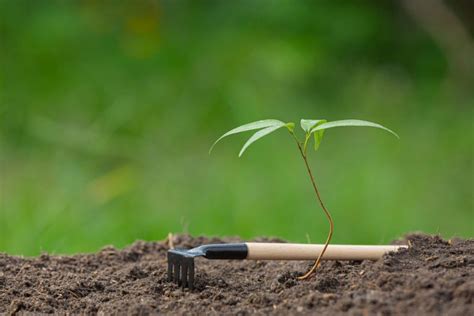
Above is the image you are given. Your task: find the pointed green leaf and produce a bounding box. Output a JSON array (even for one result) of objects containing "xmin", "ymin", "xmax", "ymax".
[
  {"xmin": 239, "ymin": 124, "xmax": 285, "ymax": 157},
  {"xmin": 311, "ymin": 119, "xmax": 399, "ymax": 139},
  {"xmin": 209, "ymin": 119, "xmax": 285, "ymax": 154},
  {"xmin": 313, "ymin": 128, "xmax": 325, "ymax": 151},
  {"xmin": 300, "ymin": 119, "xmax": 326, "ymax": 133}
]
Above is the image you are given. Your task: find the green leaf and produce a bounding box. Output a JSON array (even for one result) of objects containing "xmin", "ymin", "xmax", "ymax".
[
  {"xmin": 313, "ymin": 128, "xmax": 325, "ymax": 151},
  {"xmin": 300, "ymin": 119, "xmax": 326, "ymax": 133},
  {"xmin": 311, "ymin": 119, "xmax": 399, "ymax": 139},
  {"xmin": 209, "ymin": 119, "xmax": 285, "ymax": 154},
  {"xmin": 301, "ymin": 119, "xmax": 327, "ymax": 152},
  {"xmin": 239, "ymin": 124, "xmax": 285, "ymax": 157}
]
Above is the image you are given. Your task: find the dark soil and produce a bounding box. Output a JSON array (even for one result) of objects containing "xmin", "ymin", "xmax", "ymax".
[{"xmin": 0, "ymin": 234, "xmax": 472, "ymax": 315}]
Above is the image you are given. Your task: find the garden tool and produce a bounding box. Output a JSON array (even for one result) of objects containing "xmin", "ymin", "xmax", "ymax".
[{"xmin": 167, "ymin": 242, "xmax": 407, "ymax": 289}]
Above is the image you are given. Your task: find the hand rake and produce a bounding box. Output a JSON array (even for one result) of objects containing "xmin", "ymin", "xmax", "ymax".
[{"xmin": 167, "ymin": 242, "xmax": 406, "ymax": 289}]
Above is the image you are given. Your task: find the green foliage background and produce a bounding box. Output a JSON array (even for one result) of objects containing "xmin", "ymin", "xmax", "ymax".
[{"xmin": 1, "ymin": 1, "xmax": 473, "ymax": 255}]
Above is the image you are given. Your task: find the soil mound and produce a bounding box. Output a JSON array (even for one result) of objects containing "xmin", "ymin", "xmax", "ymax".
[{"xmin": 0, "ymin": 234, "xmax": 472, "ymax": 315}]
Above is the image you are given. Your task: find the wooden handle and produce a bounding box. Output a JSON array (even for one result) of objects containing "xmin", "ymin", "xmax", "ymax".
[{"xmin": 245, "ymin": 242, "xmax": 407, "ymax": 260}]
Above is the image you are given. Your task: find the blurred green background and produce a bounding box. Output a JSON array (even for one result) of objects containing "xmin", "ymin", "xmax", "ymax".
[{"xmin": 1, "ymin": 0, "xmax": 473, "ymax": 255}]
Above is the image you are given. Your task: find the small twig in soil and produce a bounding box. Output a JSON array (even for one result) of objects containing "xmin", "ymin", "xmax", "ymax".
[{"xmin": 167, "ymin": 232, "xmax": 175, "ymax": 249}]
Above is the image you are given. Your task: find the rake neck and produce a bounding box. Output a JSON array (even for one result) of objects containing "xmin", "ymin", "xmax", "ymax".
[{"xmin": 195, "ymin": 243, "xmax": 248, "ymax": 259}]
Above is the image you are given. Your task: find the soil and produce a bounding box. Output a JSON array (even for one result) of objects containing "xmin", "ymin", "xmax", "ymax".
[{"xmin": 0, "ymin": 234, "xmax": 472, "ymax": 315}]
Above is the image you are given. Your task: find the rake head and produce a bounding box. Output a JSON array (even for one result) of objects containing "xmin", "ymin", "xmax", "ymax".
[
  {"xmin": 167, "ymin": 243, "xmax": 248, "ymax": 289},
  {"xmin": 167, "ymin": 249, "xmax": 199, "ymax": 289}
]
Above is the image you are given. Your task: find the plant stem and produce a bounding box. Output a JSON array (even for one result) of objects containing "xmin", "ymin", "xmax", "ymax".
[{"xmin": 291, "ymin": 133, "xmax": 334, "ymax": 280}]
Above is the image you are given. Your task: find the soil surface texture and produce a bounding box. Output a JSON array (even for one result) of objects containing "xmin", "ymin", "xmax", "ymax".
[{"xmin": 0, "ymin": 234, "xmax": 472, "ymax": 315}]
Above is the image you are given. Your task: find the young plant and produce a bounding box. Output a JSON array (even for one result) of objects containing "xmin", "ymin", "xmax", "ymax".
[{"xmin": 210, "ymin": 118, "xmax": 398, "ymax": 280}]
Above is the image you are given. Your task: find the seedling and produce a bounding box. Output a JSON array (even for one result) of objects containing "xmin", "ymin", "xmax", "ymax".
[{"xmin": 210, "ymin": 118, "xmax": 399, "ymax": 280}]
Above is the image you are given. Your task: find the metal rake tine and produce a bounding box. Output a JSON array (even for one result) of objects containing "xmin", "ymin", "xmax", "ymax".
[
  {"xmin": 188, "ymin": 259, "xmax": 195, "ymax": 290},
  {"xmin": 173, "ymin": 261, "xmax": 180, "ymax": 284},
  {"xmin": 181, "ymin": 261, "xmax": 188, "ymax": 288}
]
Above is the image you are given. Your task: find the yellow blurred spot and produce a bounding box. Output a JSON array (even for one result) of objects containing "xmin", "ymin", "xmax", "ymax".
[
  {"xmin": 87, "ymin": 165, "xmax": 136, "ymax": 205},
  {"xmin": 126, "ymin": 15, "xmax": 157, "ymax": 35},
  {"xmin": 122, "ymin": 3, "xmax": 161, "ymax": 59}
]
